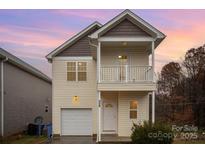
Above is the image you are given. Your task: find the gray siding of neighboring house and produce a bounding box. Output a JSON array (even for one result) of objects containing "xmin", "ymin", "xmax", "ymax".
[
  {"xmin": 57, "ymin": 26, "xmax": 100, "ymax": 57},
  {"xmin": 102, "ymin": 19, "xmax": 151, "ymax": 37},
  {"xmin": 0, "ymin": 61, "xmax": 52, "ymax": 137}
]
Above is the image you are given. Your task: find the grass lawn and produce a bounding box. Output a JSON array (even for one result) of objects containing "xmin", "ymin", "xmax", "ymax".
[
  {"xmin": 0, "ymin": 135, "xmax": 47, "ymax": 144},
  {"xmin": 173, "ymin": 140, "xmax": 205, "ymax": 144}
]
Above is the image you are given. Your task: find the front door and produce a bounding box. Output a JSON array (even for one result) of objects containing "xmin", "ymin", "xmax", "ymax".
[{"xmin": 103, "ymin": 101, "xmax": 117, "ymax": 133}]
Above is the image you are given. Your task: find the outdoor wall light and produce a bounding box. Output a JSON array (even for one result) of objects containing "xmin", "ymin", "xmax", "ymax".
[
  {"xmin": 118, "ymin": 55, "xmax": 127, "ymax": 60},
  {"xmin": 72, "ymin": 96, "xmax": 79, "ymax": 104}
]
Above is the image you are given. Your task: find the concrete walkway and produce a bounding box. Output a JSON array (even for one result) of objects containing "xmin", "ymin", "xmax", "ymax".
[{"xmin": 100, "ymin": 135, "xmax": 131, "ymax": 144}]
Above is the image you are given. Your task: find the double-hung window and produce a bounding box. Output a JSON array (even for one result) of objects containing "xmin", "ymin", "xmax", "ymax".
[
  {"xmin": 78, "ymin": 62, "xmax": 87, "ymax": 81},
  {"xmin": 67, "ymin": 62, "xmax": 87, "ymax": 81},
  {"xmin": 67, "ymin": 62, "xmax": 76, "ymax": 81},
  {"xmin": 130, "ymin": 100, "xmax": 138, "ymax": 119}
]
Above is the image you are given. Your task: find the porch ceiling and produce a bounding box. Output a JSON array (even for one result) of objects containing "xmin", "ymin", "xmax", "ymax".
[
  {"xmin": 101, "ymin": 41, "xmax": 149, "ymax": 47},
  {"xmin": 101, "ymin": 41, "xmax": 151, "ymax": 52}
]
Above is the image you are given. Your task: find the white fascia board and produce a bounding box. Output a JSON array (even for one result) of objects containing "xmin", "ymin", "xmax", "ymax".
[
  {"xmin": 127, "ymin": 11, "xmax": 165, "ymax": 38},
  {"xmin": 46, "ymin": 22, "xmax": 102, "ymax": 60},
  {"xmin": 98, "ymin": 36, "xmax": 155, "ymax": 42},
  {"xmin": 53, "ymin": 56, "xmax": 93, "ymax": 61},
  {"xmin": 90, "ymin": 10, "xmax": 165, "ymax": 39}
]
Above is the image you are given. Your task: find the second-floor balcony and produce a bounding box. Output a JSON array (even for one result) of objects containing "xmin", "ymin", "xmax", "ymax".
[{"xmin": 100, "ymin": 65, "xmax": 153, "ymax": 83}]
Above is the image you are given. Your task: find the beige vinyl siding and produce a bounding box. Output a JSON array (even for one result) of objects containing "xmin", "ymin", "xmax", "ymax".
[
  {"xmin": 118, "ymin": 91, "xmax": 149, "ymax": 136},
  {"xmin": 101, "ymin": 47, "xmax": 149, "ymax": 66},
  {"xmin": 52, "ymin": 58, "xmax": 97, "ymax": 135}
]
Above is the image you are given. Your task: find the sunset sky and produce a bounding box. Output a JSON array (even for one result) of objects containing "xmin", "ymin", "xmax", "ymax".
[{"xmin": 0, "ymin": 9, "xmax": 205, "ymax": 77}]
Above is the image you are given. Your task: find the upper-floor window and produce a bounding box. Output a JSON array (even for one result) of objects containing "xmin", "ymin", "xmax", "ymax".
[
  {"xmin": 67, "ymin": 62, "xmax": 76, "ymax": 81},
  {"xmin": 78, "ymin": 62, "xmax": 87, "ymax": 81},
  {"xmin": 130, "ymin": 100, "xmax": 138, "ymax": 119},
  {"xmin": 67, "ymin": 62, "xmax": 87, "ymax": 81}
]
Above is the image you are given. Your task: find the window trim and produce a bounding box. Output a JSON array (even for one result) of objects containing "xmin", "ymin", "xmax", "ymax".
[
  {"xmin": 67, "ymin": 61, "xmax": 77, "ymax": 81},
  {"xmin": 130, "ymin": 100, "xmax": 138, "ymax": 119},
  {"xmin": 67, "ymin": 61, "xmax": 87, "ymax": 82},
  {"xmin": 77, "ymin": 62, "xmax": 87, "ymax": 81}
]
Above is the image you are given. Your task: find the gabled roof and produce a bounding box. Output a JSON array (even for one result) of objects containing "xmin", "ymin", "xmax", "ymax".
[
  {"xmin": 0, "ymin": 48, "xmax": 51, "ymax": 83},
  {"xmin": 46, "ymin": 10, "xmax": 166, "ymax": 60},
  {"xmin": 46, "ymin": 21, "xmax": 102, "ymax": 60},
  {"xmin": 90, "ymin": 9, "xmax": 165, "ymax": 39}
]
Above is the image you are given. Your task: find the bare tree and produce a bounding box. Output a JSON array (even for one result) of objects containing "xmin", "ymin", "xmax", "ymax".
[{"xmin": 156, "ymin": 44, "xmax": 205, "ymax": 127}]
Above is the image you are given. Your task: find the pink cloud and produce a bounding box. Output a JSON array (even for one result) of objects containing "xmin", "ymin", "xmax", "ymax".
[
  {"xmin": 146, "ymin": 10, "xmax": 205, "ymax": 73},
  {"xmin": 1, "ymin": 10, "xmax": 205, "ymax": 76},
  {"xmin": 155, "ymin": 17, "xmax": 205, "ymax": 72},
  {"xmin": 51, "ymin": 9, "xmax": 120, "ymax": 21},
  {"xmin": 0, "ymin": 25, "xmax": 76, "ymax": 48}
]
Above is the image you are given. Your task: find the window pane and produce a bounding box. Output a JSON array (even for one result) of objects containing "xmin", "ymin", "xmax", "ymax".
[
  {"xmin": 67, "ymin": 62, "xmax": 76, "ymax": 71},
  {"xmin": 78, "ymin": 72, "xmax": 87, "ymax": 81},
  {"xmin": 67, "ymin": 62, "xmax": 76, "ymax": 67},
  {"xmin": 78, "ymin": 62, "xmax": 86, "ymax": 72},
  {"xmin": 130, "ymin": 111, "xmax": 137, "ymax": 119},
  {"xmin": 67, "ymin": 72, "xmax": 76, "ymax": 81},
  {"xmin": 130, "ymin": 101, "xmax": 138, "ymax": 109}
]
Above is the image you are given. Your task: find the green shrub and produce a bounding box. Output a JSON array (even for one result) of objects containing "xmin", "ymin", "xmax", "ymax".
[{"xmin": 131, "ymin": 121, "xmax": 174, "ymax": 144}]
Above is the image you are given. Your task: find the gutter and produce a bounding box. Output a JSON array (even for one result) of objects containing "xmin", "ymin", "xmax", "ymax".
[{"xmin": 1, "ymin": 57, "xmax": 8, "ymax": 138}]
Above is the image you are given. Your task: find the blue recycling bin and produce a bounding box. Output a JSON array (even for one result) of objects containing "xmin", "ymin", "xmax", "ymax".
[{"xmin": 46, "ymin": 123, "xmax": 52, "ymax": 139}]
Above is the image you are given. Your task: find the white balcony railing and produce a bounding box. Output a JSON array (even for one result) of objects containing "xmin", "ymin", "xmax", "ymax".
[{"xmin": 100, "ymin": 65, "xmax": 153, "ymax": 83}]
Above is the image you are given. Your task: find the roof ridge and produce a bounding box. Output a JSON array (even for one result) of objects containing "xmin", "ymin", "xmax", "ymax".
[{"xmin": 89, "ymin": 9, "xmax": 165, "ymax": 43}]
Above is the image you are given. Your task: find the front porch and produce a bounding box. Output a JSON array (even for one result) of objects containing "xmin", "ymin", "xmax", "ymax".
[
  {"xmin": 96, "ymin": 91, "xmax": 155, "ymax": 142},
  {"xmin": 91, "ymin": 13, "xmax": 160, "ymax": 142}
]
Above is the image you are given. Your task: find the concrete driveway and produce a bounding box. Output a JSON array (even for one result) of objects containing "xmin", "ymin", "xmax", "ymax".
[{"xmin": 51, "ymin": 136, "xmax": 96, "ymax": 144}]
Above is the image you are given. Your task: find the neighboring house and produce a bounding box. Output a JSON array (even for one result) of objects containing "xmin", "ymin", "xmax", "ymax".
[
  {"xmin": 46, "ymin": 9, "xmax": 165, "ymax": 142},
  {"xmin": 0, "ymin": 48, "xmax": 52, "ymax": 138}
]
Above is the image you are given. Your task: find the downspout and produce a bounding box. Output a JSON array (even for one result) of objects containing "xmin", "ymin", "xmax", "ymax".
[
  {"xmin": 1, "ymin": 57, "xmax": 8, "ymax": 138},
  {"xmin": 89, "ymin": 37, "xmax": 100, "ymax": 142}
]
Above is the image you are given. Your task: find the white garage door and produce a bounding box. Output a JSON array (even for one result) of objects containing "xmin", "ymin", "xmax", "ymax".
[{"xmin": 61, "ymin": 108, "xmax": 92, "ymax": 135}]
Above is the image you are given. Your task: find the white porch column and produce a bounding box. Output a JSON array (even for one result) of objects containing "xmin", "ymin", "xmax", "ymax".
[
  {"xmin": 151, "ymin": 41, "xmax": 155, "ymax": 123},
  {"xmin": 96, "ymin": 40, "xmax": 101, "ymax": 142},
  {"xmin": 151, "ymin": 41, "xmax": 155, "ymax": 82},
  {"xmin": 97, "ymin": 41, "xmax": 101, "ymax": 83},
  {"xmin": 96, "ymin": 91, "xmax": 102, "ymax": 142},
  {"xmin": 152, "ymin": 91, "xmax": 155, "ymax": 123}
]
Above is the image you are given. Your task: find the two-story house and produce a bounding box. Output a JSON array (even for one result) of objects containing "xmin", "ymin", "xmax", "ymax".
[{"xmin": 46, "ymin": 9, "xmax": 165, "ymax": 142}]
